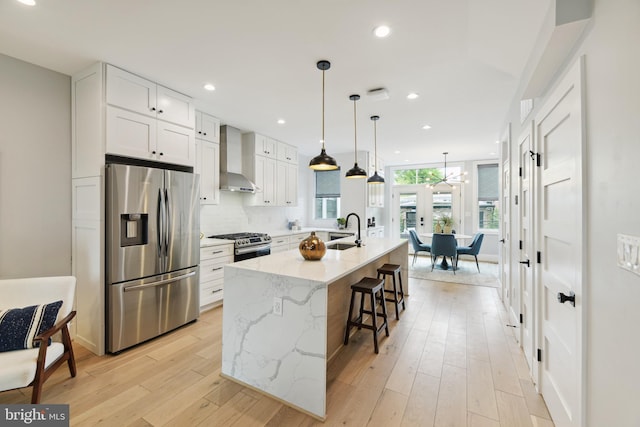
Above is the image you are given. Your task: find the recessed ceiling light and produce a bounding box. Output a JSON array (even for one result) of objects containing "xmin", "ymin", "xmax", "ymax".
[
  {"xmin": 489, "ymin": 152, "xmax": 497, "ymax": 156},
  {"xmin": 203, "ymin": 83, "xmax": 215, "ymax": 91},
  {"xmin": 404, "ymin": 159, "xmax": 409, "ymax": 162},
  {"xmin": 277, "ymin": 119, "xmax": 286, "ymax": 125},
  {"xmin": 373, "ymin": 25, "xmax": 391, "ymax": 38},
  {"xmin": 394, "ymin": 150, "xmax": 401, "ymax": 154},
  {"xmin": 17, "ymin": 0, "xmax": 36, "ymax": 5},
  {"xmin": 407, "ymin": 93, "xmax": 419, "ymax": 100},
  {"xmin": 495, "ymin": 140, "xmax": 500, "ymax": 144},
  {"xmin": 422, "ymin": 124, "xmax": 432, "ymax": 130}
]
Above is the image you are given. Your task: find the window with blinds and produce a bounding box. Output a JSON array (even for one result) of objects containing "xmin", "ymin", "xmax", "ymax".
[
  {"xmin": 477, "ymin": 163, "xmax": 499, "ymax": 230},
  {"xmin": 315, "ymin": 169, "xmax": 341, "ymax": 219}
]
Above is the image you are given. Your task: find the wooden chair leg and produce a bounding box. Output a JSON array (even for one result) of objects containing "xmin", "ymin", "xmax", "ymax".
[{"xmin": 62, "ymin": 325, "xmax": 77, "ymax": 377}]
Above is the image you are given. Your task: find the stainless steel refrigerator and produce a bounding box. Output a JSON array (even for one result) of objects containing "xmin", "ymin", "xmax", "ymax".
[{"xmin": 106, "ymin": 162, "xmax": 200, "ymax": 353}]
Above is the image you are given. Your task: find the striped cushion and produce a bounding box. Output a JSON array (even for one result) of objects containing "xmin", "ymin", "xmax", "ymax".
[{"xmin": 0, "ymin": 301, "xmax": 62, "ymax": 352}]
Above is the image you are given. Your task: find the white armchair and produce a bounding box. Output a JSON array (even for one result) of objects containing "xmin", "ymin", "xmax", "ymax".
[{"xmin": 0, "ymin": 276, "xmax": 77, "ymax": 403}]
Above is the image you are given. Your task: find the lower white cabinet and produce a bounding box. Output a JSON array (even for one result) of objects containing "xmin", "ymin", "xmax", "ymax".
[
  {"xmin": 271, "ymin": 236, "xmax": 290, "ymax": 253},
  {"xmin": 288, "ymin": 233, "xmax": 306, "ymax": 249},
  {"xmin": 199, "ymin": 244, "xmax": 233, "ymax": 308},
  {"xmin": 367, "ymin": 227, "xmax": 385, "ymax": 238}
]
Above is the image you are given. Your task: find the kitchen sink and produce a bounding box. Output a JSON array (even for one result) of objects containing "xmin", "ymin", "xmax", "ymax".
[{"xmin": 326, "ymin": 242, "xmax": 357, "ymax": 251}]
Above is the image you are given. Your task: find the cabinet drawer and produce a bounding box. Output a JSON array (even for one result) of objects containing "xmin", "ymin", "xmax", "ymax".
[
  {"xmin": 200, "ymin": 245, "xmax": 233, "ymax": 261},
  {"xmin": 271, "ymin": 236, "xmax": 289, "ymax": 247},
  {"xmin": 290, "ymin": 234, "xmax": 306, "ymax": 244},
  {"xmin": 200, "ymin": 256, "xmax": 232, "ymax": 282},
  {"xmin": 200, "ymin": 278, "xmax": 224, "ymax": 306}
]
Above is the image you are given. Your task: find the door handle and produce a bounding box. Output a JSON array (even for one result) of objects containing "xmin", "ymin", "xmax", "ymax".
[
  {"xmin": 557, "ymin": 291, "xmax": 576, "ymax": 307},
  {"xmin": 500, "ymin": 238, "xmax": 505, "ymax": 243},
  {"xmin": 420, "ymin": 217, "xmax": 424, "ymax": 226},
  {"xmin": 519, "ymin": 259, "xmax": 530, "ymax": 267}
]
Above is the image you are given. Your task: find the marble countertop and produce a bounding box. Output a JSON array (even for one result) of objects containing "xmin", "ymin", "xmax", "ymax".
[{"xmin": 226, "ymin": 237, "xmax": 407, "ymax": 283}]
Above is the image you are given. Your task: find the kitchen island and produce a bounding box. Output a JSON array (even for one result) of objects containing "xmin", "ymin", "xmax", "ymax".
[{"xmin": 221, "ymin": 236, "xmax": 408, "ymax": 420}]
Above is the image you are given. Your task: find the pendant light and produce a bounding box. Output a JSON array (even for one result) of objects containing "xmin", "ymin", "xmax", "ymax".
[
  {"xmin": 309, "ymin": 60, "xmax": 338, "ymax": 171},
  {"xmin": 367, "ymin": 115, "xmax": 385, "ymax": 184},
  {"xmin": 345, "ymin": 94, "xmax": 367, "ymax": 178}
]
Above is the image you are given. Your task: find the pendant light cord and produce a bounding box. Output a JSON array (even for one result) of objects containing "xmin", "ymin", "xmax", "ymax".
[
  {"xmin": 373, "ymin": 119, "xmax": 377, "ymax": 170},
  {"xmin": 353, "ymin": 98, "xmax": 357, "ymax": 162},
  {"xmin": 321, "ymin": 69, "xmax": 325, "ymax": 149}
]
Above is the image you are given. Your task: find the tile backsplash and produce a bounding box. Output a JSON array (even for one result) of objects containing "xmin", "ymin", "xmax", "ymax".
[{"xmin": 200, "ymin": 191, "xmax": 306, "ymax": 235}]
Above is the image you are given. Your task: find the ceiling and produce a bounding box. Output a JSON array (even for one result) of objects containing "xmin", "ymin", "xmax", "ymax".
[{"xmin": 0, "ymin": 0, "xmax": 552, "ymax": 167}]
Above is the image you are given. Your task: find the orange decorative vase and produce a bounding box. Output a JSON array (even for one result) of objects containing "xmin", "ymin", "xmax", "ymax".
[{"xmin": 299, "ymin": 231, "xmax": 327, "ymax": 260}]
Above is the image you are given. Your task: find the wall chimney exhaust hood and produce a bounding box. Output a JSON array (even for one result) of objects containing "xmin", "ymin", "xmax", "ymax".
[{"xmin": 219, "ymin": 125, "xmax": 256, "ymax": 193}]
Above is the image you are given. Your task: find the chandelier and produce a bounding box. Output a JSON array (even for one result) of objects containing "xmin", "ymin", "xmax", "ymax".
[{"xmin": 427, "ymin": 152, "xmax": 468, "ymax": 189}]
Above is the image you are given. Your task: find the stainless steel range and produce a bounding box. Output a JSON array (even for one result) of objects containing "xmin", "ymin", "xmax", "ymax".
[{"xmin": 209, "ymin": 232, "xmax": 272, "ymax": 262}]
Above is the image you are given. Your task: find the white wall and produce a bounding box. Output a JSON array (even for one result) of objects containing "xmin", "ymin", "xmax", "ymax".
[
  {"xmin": 0, "ymin": 54, "xmax": 71, "ymax": 279},
  {"xmin": 503, "ymin": 1, "xmax": 640, "ymax": 424}
]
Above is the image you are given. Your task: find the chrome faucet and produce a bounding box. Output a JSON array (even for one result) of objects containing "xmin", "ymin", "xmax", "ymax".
[{"xmin": 345, "ymin": 213, "xmax": 362, "ymax": 247}]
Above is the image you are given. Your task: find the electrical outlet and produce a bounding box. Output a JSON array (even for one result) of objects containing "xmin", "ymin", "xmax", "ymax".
[
  {"xmin": 617, "ymin": 234, "xmax": 640, "ymax": 276},
  {"xmin": 273, "ymin": 297, "xmax": 283, "ymax": 316}
]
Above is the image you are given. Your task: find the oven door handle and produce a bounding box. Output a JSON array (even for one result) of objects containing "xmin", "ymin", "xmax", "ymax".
[
  {"xmin": 123, "ymin": 271, "xmax": 197, "ymax": 292},
  {"xmin": 235, "ymin": 243, "xmax": 271, "ymax": 255}
]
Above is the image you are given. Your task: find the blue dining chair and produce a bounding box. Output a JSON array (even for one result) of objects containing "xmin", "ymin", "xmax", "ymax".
[
  {"xmin": 431, "ymin": 233, "xmax": 458, "ymax": 273},
  {"xmin": 408, "ymin": 230, "xmax": 431, "ymax": 266},
  {"xmin": 456, "ymin": 233, "xmax": 484, "ymax": 272}
]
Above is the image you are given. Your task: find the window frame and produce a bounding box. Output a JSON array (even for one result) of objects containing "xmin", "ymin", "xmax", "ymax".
[{"xmin": 472, "ymin": 160, "xmax": 500, "ymax": 234}]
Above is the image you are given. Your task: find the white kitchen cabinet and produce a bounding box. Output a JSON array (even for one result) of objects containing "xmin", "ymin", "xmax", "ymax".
[
  {"xmin": 195, "ymin": 111, "xmax": 220, "ymax": 143},
  {"xmin": 106, "ymin": 64, "xmax": 194, "ymax": 129},
  {"xmin": 199, "ymin": 244, "xmax": 233, "ymax": 308},
  {"xmin": 244, "ymin": 132, "xmax": 276, "ymax": 159},
  {"xmin": 195, "ymin": 139, "xmax": 220, "ymax": 205},
  {"xmin": 288, "ymin": 233, "xmax": 306, "ymax": 250},
  {"xmin": 253, "ymin": 155, "xmax": 277, "ymax": 205},
  {"xmin": 271, "ymin": 236, "xmax": 290, "ymax": 253},
  {"xmin": 276, "ymin": 162, "xmax": 298, "ymax": 206},
  {"xmin": 367, "ymin": 226, "xmax": 385, "ymax": 238},
  {"xmin": 106, "ymin": 106, "xmax": 194, "ymax": 166},
  {"xmin": 277, "ymin": 141, "xmax": 298, "ymax": 164},
  {"xmin": 243, "ymin": 132, "xmax": 298, "ymax": 207}
]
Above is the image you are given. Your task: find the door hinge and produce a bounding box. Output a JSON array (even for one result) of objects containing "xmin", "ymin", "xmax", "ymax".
[
  {"xmin": 519, "ymin": 240, "xmax": 523, "ymax": 250},
  {"xmin": 537, "ymin": 348, "xmax": 542, "ymax": 362},
  {"xmin": 515, "ymin": 195, "xmax": 518, "ymax": 205},
  {"xmin": 536, "ymin": 153, "xmax": 541, "ymax": 167},
  {"xmin": 519, "ymin": 313, "xmax": 523, "ymax": 324},
  {"xmin": 537, "ymin": 251, "xmax": 542, "ymax": 264},
  {"xmin": 519, "ymin": 167, "xmax": 522, "ymax": 177}
]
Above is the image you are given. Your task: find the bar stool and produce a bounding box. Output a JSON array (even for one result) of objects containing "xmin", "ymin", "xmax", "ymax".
[
  {"xmin": 343, "ymin": 277, "xmax": 389, "ymax": 354},
  {"xmin": 377, "ymin": 263, "xmax": 405, "ymax": 320}
]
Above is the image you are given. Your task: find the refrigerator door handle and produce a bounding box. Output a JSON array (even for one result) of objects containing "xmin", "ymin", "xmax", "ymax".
[
  {"xmin": 164, "ymin": 188, "xmax": 171, "ymax": 258},
  {"xmin": 123, "ymin": 271, "xmax": 197, "ymax": 292},
  {"xmin": 157, "ymin": 188, "xmax": 164, "ymax": 270}
]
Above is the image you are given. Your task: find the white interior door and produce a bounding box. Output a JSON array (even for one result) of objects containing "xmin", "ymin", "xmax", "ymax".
[
  {"xmin": 535, "ymin": 57, "xmax": 584, "ymax": 427},
  {"xmin": 518, "ymin": 123, "xmax": 535, "ymax": 374},
  {"xmin": 500, "ymin": 126, "xmax": 511, "ymax": 307}
]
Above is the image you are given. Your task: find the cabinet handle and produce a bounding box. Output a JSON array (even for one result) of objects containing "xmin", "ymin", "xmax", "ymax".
[
  {"xmin": 211, "ymin": 267, "xmax": 223, "ymax": 272},
  {"xmin": 159, "ymin": 152, "xmax": 164, "ymax": 156},
  {"xmin": 211, "ymin": 289, "xmax": 223, "ymax": 294},
  {"xmin": 203, "ymin": 132, "xmax": 207, "ymax": 136},
  {"xmin": 152, "ymin": 150, "xmax": 157, "ymax": 154},
  {"xmin": 203, "ymin": 197, "xmax": 207, "ymax": 200},
  {"xmin": 158, "ymin": 109, "xmax": 164, "ymax": 114},
  {"xmin": 150, "ymin": 107, "xmax": 156, "ymax": 112},
  {"xmin": 198, "ymin": 131, "xmax": 202, "ymax": 134},
  {"xmin": 211, "ymin": 250, "xmax": 223, "ymax": 254}
]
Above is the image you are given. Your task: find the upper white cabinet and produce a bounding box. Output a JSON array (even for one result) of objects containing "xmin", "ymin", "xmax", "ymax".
[
  {"xmin": 195, "ymin": 111, "xmax": 220, "ymax": 143},
  {"xmin": 105, "ymin": 65, "xmax": 195, "ymax": 167},
  {"xmin": 276, "ymin": 162, "xmax": 298, "ymax": 206},
  {"xmin": 243, "ymin": 132, "xmax": 298, "ymax": 206},
  {"xmin": 277, "ymin": 141, "xmax": 298, "ymax": 164},
  {"xmin": 248, "ymin": 133, "xmax": 277, "ymax": 159},
  {"xmin": 106, "ymin": 65, "xmax": 194, "ymax": 129},
  {"xmin": 195, "ymin": 138, "xmax": 220, "ymax": 205}
]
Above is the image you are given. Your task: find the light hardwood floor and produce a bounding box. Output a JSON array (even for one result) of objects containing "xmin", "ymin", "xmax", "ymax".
[{"xmin": 1, "ymin": 276, "xmax": 554, "ymax": 426}]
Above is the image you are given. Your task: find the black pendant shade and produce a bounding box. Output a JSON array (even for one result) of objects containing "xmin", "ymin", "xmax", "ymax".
[
  {"xmin": 309, "ymin": 60, "xmax": 338, "ymax": 171},
  {"xmin": 367, "ymin": 115, "xmax": 385, "ymax": 184},
  {"xmin": 346, "ymin": 94, "xmax": 367, "ymax": 178}
]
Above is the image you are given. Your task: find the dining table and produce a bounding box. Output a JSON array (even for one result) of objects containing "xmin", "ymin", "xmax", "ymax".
[{"xmin": 420, "ymin": 232, "xmax": 472, "ymax": 270}]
